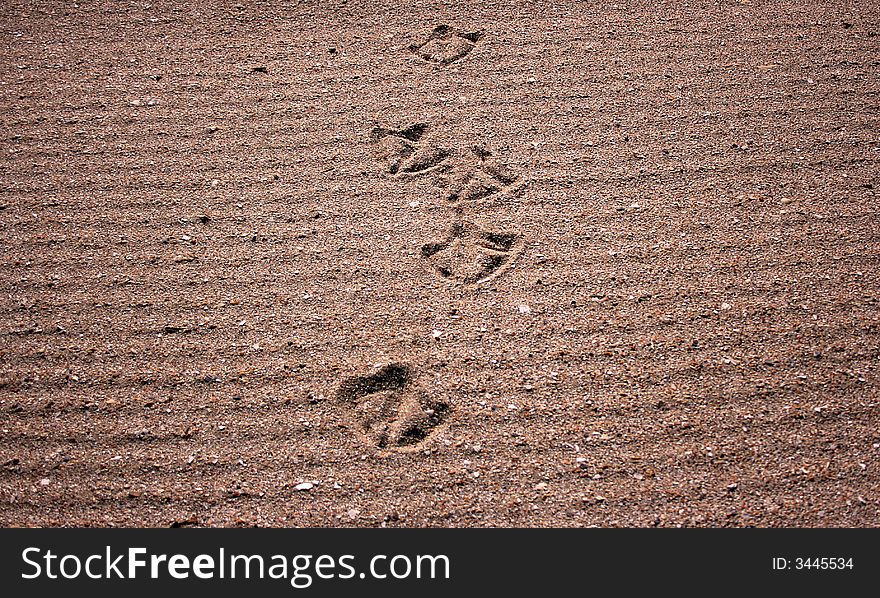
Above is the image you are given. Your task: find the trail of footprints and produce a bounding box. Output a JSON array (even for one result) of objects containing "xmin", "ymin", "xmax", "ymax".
[
  {"xmin": 340, "ymin": 26, "xmax": 523, "ymax": 452},
  {"xmin": 372, "ymin": 122, "xmax": 524, "ymax": 286}
]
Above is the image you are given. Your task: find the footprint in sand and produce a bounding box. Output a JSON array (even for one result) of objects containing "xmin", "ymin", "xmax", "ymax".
[
  {"xmin": 336, "ymin": 363, "xmax": 451, "ymax": 452},
  {"xmin": 410, "ymin": 25, "xmax": 484, "ymax": 64},
  {"xmin": 372, "ymin": 127, "xmax": 524, "ymax": 205},
  {"xmin": 421, "ymin": 220, "xmax": 522, "ymax": 285},
  {"xmin": 436, "ymin": 145, "xmax": 524, "ymax": 205},
  {"xmin": 371, "ymin": 123, "xmax": 452, "ymax": 177}
]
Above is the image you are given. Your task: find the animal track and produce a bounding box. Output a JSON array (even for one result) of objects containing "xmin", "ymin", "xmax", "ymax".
[
  {"xmin": 421, "ymin": 220, "xmax": 522, "ymax": 285},
  {"xmin": 336, "ymin": 363, "xmax": 451, "ymax": 451},
  {"xmin": 437, "ymin": 146, "xmax": 523, "ymax": 204},
  {"xmin": 371, "ymin": 123, "xmax": 452, "ymax": 176},
  {"xmin": 410, "ymin": 25, "xmax": 484, "ymax": 64},
  {"xmin": 372, "ymin": 128, "xmax": 524, "ymax": 208},
  {"xmin": 350, "ymin": 32, "xmax": 525, "ymax": 456}
]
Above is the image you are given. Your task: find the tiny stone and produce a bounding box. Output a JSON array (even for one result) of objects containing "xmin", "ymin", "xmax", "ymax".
[
  {"xmin": 294, "ymin": 482, "xmax": 314, "ymax": 491},
  {"xmin": 534, "ymin": 482, "xmax": 548, "ymax": 491}
]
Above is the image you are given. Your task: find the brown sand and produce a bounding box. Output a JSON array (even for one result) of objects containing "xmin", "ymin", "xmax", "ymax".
[{"xmin": 1, "ymin": 0, "xmax": 878, "ymax": 527}]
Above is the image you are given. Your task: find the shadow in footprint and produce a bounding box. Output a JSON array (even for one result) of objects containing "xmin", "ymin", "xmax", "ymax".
[
  {"xmin": 336, "ymin": 363, "xmax": 451, "ymax": 452},
  {"xmin": 421, "ymin": 221, "xmax": 523, "ymax": 285},
  {"xmin": 410, "ymin": 25, "xmax": 484, "ymax": 64}
]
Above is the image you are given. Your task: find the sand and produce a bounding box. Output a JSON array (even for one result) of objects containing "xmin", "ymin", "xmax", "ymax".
[{"xmin": 0, "ymin": 0, "xmax": 878, "ymax": 527}]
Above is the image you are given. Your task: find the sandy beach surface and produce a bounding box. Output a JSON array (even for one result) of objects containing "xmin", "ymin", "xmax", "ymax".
[{"xmin": 1, "ymin": 0, "xmax": 878, "ymax": 527}]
